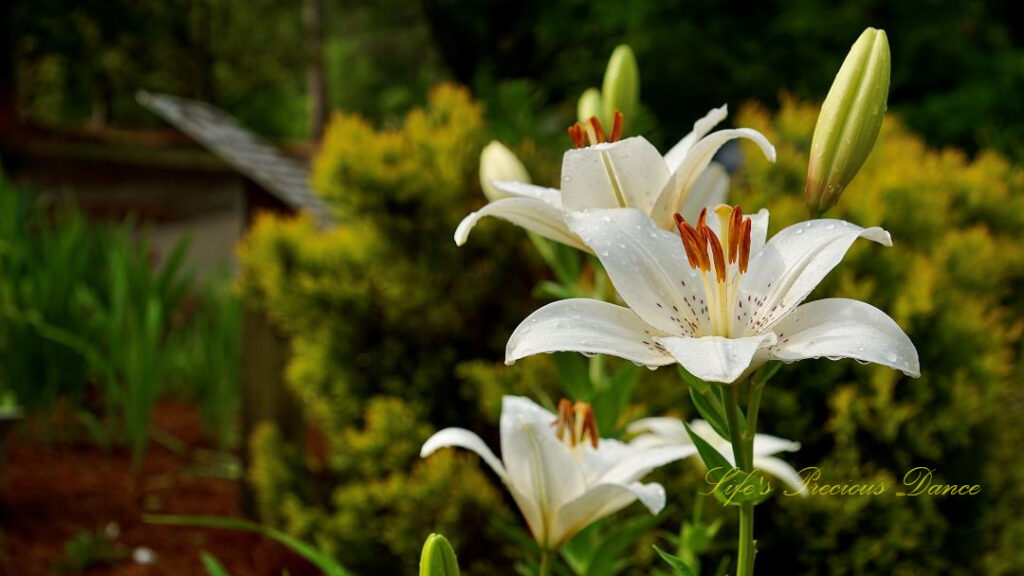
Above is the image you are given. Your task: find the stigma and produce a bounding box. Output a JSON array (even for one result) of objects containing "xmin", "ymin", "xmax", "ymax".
[
  {"xmin": 568, "ymin": 111, "xmax": 624, "ymax": 149},
  {"xmin": 552, "ymin": 399, "xmax": 600, "ymax": 450},
  {"xmin": 673, "ymin": 205, "xmax": 753, "ymax": 337}
]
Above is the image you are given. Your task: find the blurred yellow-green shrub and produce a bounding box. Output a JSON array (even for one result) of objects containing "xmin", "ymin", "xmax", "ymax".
[
  {"xmin": 716, "ymin": 97, "xmax": 1024, "ymax": 575},
  {"xmin": 238, "ymin": 85, "xmax": 548, "ymax": 574}
]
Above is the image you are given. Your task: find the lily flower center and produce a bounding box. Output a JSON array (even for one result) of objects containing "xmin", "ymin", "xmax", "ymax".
[
  {"xmin": 552, "ymin": 398, "xmax": 600, "ymax": 451},
  {"xmin": 567, "ymin": 111, "xmax": 625, "ymax": 149},
  {"xmin": 673, "ymin": 205, "xmax": 752, "ymax": 338}
]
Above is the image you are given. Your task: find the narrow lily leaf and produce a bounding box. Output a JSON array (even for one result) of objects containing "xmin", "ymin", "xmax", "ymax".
[
  {"xmin": 688, "ymin": 387, "xmax": 731, "ymax": 442},
  {"xmin": 683, "ymin": 422, "xmax": 733, "ymax": 481},
  {"xmin": 145, "ymin": 515, "xmax": 351, "ymax": 576},
  {"xmin": 592, "ymin": 362, "xmax": 639, "ymax": 434},
  {"xmin": 653, "ymin": 545, "xmax": 698, "ymax": 576},
  {"xmin": 200, "ymin": 552, "xmax": 231, "ymax": 576},
  {"xmin": 553, "ymin": 353, "xmax": 593, "ymax": 402},
  {"xmin": 583, "ymin": 511, "xmax": 663, "ymax": 576},
  {"xmin": 677, "ymin": 365, "xmax": 710, "ymax": 395},
  {"xmin": 683, "ymin": 424, "xmax": 771, "ymax": 507},
  {"xmin": 751, "ymin": 361, "xmax": 783, "ymax": 388}
]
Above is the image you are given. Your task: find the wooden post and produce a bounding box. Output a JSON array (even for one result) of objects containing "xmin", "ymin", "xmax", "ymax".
[{"xmin": 238, "ymin": 179, "xmax": 306, "ymax": 518}]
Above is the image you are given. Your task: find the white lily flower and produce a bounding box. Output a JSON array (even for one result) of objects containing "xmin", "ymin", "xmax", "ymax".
[
  {"xmin": 506, "ymin": 205, "xmax": 920, "ymax": 384},
  {"xmin": 455, "ymin": 106, "xmax": 775, "ymax": 251},
  {"xmin": 627, "ymin": 417, "xmax": 806, "ymax": 496},
  {"xmin": 420, "ymin": 396, "xmax": 697, "ymax": 549}
]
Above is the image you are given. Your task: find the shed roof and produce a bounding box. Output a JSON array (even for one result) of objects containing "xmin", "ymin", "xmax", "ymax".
[{"xmin": 137, "ymin": 91, "xmax": 331, "ymax": 226}]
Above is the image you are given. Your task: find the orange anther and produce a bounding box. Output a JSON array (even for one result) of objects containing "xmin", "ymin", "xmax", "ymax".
[
  {"xmin": 739, "ymin": 218, "xmax": 752, "ymax": 274},
  {"xmin": 728, "ymin": 205, "xmax": 743, "ymax": 264},
  {"xmin": 588, "ymin": 116, "xmax": 607, "ymax": 144},
  {"xmin": 609, "ymin": 110, "xmax": 624, "ymax": 143}
]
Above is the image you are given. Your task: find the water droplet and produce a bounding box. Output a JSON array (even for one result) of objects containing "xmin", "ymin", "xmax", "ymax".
[
  {"xmin": 602, "ymin": 216, "xmax": 612, "ymax": 223},
  {"xmin": 824, "ymin": 223, "xmax": 835, "ymax": 231},
  {"xmin": 795, "ymin": 228, "xmax": 804, "ymax": 235}
]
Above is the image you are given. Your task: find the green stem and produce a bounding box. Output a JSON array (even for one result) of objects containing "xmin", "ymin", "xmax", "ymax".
[
  {"xmin": 725, "ymin": 379, "xmax": 762, "ymax": 576},
  {"xmin": 736, "ymin": 502, "xmax": 755, "ymax": 576},
  {"xmin": 538, "ymin": 549, "xmax": 551, "ymax": 576}
]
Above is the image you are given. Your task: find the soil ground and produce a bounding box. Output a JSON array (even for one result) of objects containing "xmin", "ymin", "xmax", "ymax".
[{"xmin": 0, "ymin": 401, "xmax": 315, "ymax": 575}]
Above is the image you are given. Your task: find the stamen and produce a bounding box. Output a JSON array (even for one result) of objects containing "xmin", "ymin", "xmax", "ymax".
[
  {"xmin": 609, "ymin": 110, "xmax": 624, "ymax": 143},
  {"xmin": 553, "ymin": 398, "xmax": 600, "ymax": 449},
  {"xmin": 701, "ymin": 224, "xmax": 727, "ymax": 283},
  {"xmin": 674, "ymin": 213, "xmax": 708, "ymax": 271},
  {"xmin": 587, "ymin": 116, "xmax": 607, "ymax": 144},
  {"xmin": 567, "ymin": 124, "xmax": 584, "ymax": 149},
  {"xmin": 739, "ymin": 218, "xmax": 752, "ymax": 274},
  {"xmin": 728, "ymin": 205, "xmax": 743, "ymax": 264}
]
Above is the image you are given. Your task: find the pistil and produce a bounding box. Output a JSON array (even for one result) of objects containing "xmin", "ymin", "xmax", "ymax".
[{"xmin": 673, "ymin": 205, "xmax": 754, "ymax": 337}]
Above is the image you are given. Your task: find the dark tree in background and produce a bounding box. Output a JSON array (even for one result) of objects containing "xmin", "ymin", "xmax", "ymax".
[{"xmin": 5, "ymin": 0, "xmax": 1022, "ymax": 159}]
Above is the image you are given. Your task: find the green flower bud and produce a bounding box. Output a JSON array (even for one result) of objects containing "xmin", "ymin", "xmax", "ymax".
[
  {"xmin": 479, "ymin": 141, "xmax": 531, "ymax": 202},
  {"xmin": 577, "ymin": 87, "xmax": 603, "ymax": 126},
  {"xmin": 601, "ymin": 45, "xmax": 639, "ymax": 135},
  {"xmin": 419, "ymin": 533, "xmax": 460, "ymax": 576},
  {"xmin": 806, "ymin": 28, "xmax": 890, "ymax": 214}
]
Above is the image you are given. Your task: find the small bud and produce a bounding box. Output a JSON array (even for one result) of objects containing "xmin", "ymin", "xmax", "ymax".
[
  {"xmin": 479, "ymin": 141, "xmax": 531, "ymax": 202},
  {"xmin": 601, "ymin": 45, "xmax": 639, "ymax": 135},
  {"xmin": 577, "ymin": 87, "xmax": 603, "ymax": 126},
  {"xmin": 419, "ymin": 533, "xmax": 460, "ymax": 576},
  {"xmin": 805, "ymin": 28, "xmax": 890, "ymax": 215}
]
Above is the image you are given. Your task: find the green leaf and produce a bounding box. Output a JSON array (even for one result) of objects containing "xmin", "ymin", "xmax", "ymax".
[
  {"xmin": 751, "ymin": 361, "xmax": 783, "ymax": 388},
  {"xmin": 553, "ymin": 353, "xmax": 593, "ymax": 402},
  {"xmin": 682, "ymin": 423, "xmax": 772, "ymax": 507},
  {"xmin": 688, "ymin": 387, "xmax": 730, "ymax": 441},
  {"xmin": 677, "ymin": 365, "xmax": 709, "ymax": 395},
  {"xmin": 582, "ymin": 513, "xmax": 663, "ymax": 576},
  {"xmin": 145, "ymin": 515, "xmax": 351, "ymax": 576},
  {"xmin": 200, "ymin": 551, "xmax": 231, "ymax": 576},
  {"xmin": 653, "ymin": 545, "xmax": 698, "ymax": 576}
]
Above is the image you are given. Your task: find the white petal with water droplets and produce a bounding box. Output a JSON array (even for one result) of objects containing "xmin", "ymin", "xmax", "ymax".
[
  {"xmin": 656, "ymin": 333, "xmax": 777, "ymax": 384},
  {"xmin": 767, "ymin": 298, "xmax": 920, "ymax": 377},
  {"xmin": 506, "ymin": 299, "xmax": 675, "ymax": 367},
  {"xmin": 740, "ymin": 221, "xmax": 892, "ymax": 334},
  {"xmin": 567, "ymin": 208, "xmax": 706, "ymax": 335}
]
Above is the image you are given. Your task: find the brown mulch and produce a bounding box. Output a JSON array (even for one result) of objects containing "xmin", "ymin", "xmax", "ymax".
[{"xmin": 0, "ymin": 401, "xmax": 316, "ymax": 576}]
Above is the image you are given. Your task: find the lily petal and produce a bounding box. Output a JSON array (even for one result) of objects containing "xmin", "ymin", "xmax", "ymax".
[
  {"xmin": 663, "ymin": 105, "xmax": 729, "ymax": 172},
  {"xmin": 506, "ymin": 299, "xmax": 676, "ymax": 368},
  {"xmin": 566, "ymin": 208, "xmax": 706, "ymax": 335},
  {"xmin": 490, "ymin": 181, "xmax": 563, "ymax": 207},
  {"xmin": 678, "ymin": 163, "xmax": 729, "ymax": 222},
  {"xmin": 652, "ymin": 128, "xmax": 776, "ymax": 229},
  {"xmin": 454, "ymin": 197, "xmax": 589, "ymax": 251},
  {"xmin": 741, "ymin": 221, "xmax": 892, "ymax": 334},
  {"xmin": 752, "ymin": 433, "xmax": 801, "ymax": 457},
  {"xmin": 767, "ymin": 298, "xmax": 921, "ymax": 377},
  {"xmin": 500, "ymin": 398, "xmax": 585, "ymax": 543},
  {"xmin": 656, "ymin": 333, "xmax": 777, "ymax": 384},
  {"xmin": 421, "ymin": 427, "xmax": 509, "ymax": 484},
  {"xmin": 561, "ymin": 137, "xmax": 669, "ymax": 214},
  {"xmin": 551, "ymin": 481, "xmax": 666, "ymax": 547},
  {"xmin": 753, "ymin": 456, "xmax": 808, "ymax": 497},
  {"xmin": 599, "ymin": 444, "xmax": 699, "ymax": 484}
]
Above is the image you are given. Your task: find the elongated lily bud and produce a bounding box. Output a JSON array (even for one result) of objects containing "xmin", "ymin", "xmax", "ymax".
[
  {"xmin": 577, "ymin": 87, "xmax": 603, "ymax": 126},
  {"xmin": 479, "ymin": 141, "xmax": 531, "ymax": 202},
  {"xmin": 602, "ymin": 45, "xmax": 639, "ymax": 135},
  {"xmin": 419, "ymin": 533, "xmax": 460, "ymax": 576},
  {"xmin": 806, "ymin": 28, "xmax": 890, "ymax": 215}
]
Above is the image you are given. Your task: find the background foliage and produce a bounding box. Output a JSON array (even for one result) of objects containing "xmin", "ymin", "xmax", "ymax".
[{"xmin": 7, "ymin": 1, "xmax": 1023, "ymax": 161}]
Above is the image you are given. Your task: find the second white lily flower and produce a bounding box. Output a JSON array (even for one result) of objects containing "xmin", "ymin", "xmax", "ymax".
[
  {"xmin": 456, "ymin": 106, "xmax": 776, "ymax": 251},
  {"xmin": 421, "ymin": 396, "xmax": 697, "ymax": 549}
]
